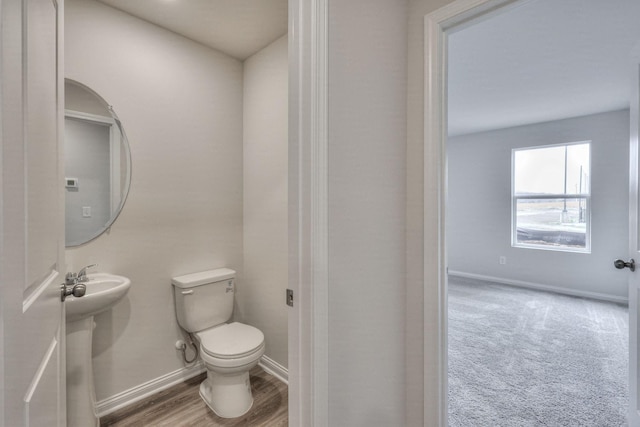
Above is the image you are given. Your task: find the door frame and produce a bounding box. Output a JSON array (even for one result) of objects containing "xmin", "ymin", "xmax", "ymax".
[
  {"xmin": 288, "ymin": 0, "xmax": 329, "ymax": 425},
  {"xmin": 628, "ymin": 41, "xmax": 640, "ymax": 425},
  {"xmin": 423, "ymin": 0, "xmax": 534, "ymax": 424}
]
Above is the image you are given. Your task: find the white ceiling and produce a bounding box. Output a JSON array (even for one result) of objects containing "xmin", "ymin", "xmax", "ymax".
[
  {"xmin": 448, "ymin": 0, "xmax": 640, "ymax": 137},
  {"xmin": 97, "ymin": 0, "xmax": 288, "ymax": 60}
]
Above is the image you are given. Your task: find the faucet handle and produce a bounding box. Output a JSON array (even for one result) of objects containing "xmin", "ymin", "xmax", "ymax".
[
  {"xmin": 77, "ymin": 264, "xmax": 97, "ymax": 282},
  {"xmin": 65, "ymin": 272, "xmax": 78, "ymax": 285}
]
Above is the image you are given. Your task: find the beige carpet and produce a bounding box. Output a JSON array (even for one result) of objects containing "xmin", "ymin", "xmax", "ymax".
[{"xmin": 448, "ymin": 276, "xmax": 628, "ymax": 426}]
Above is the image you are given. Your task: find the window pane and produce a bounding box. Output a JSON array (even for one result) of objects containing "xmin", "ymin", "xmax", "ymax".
[
  {"xmin": 514, "ymin": 143, "xmax": 590, "ymax": 195},
  {"xmin": 566, "ymin": 143, "xmax": 590, "ymax": 195},
  {"xmin": 514, "ymin": 146, "xmax": 565, "ymax": 194},
  {"xmin": 515, "ymin": 198, "xmax": 587, "ymax": 249}
]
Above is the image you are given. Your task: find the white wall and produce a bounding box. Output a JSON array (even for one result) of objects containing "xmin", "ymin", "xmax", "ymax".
[
  {"xmin": 242, "ymin": 35, "xmax": 288, "ymax": 369},
  {"xmin": 327, "ymin": 0, "xmax": 408, "ymax": 423},
  {"xmin": 447, "ymin": 110, "xmax": 630, "ymax": 300},
  {"xmin": 65, "ymin": 0, "xmax": 244, "ymax": 401}
]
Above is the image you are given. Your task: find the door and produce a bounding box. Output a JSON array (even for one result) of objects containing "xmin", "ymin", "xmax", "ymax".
[
  {"xmin": 628, "ymin": 45, "xmax": 640, "ymax": 427},
  {"xmin": 0, "ymin": 0, "xmax": 66, "ymax": 425}
]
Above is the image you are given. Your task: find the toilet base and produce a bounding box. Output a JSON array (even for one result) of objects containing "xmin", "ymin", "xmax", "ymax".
[{"xmin": 199, "ymin": 369, "xmax": 254, "ymax": 418}]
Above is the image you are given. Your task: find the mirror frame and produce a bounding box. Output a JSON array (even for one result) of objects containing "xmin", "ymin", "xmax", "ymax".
[{"xmin": 64, "ymin": 79, "xmax": 132, "ymax": 247}]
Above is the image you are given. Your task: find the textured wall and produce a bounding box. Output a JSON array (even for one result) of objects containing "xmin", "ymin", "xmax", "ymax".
[
  {"xmin": 327, "ymin": 0, "xmax": 408, "ymax": 423},
  {"xmin": 242, "ymin": 35, "xmax": 289, "ymax": 369}
]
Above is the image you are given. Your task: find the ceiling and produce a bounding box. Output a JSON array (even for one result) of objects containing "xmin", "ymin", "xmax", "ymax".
[
  {"xmin": 97, "ymin": 0, "xmax": 288, "ymax": 60},
  {"xmin": 448, "ymin": 0, "xmax": 640, "ymax": 137}
]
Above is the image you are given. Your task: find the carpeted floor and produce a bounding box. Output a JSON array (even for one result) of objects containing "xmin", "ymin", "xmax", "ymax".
[{"xmin": 448, "ymin": 276, "xmax": 628, "ymax": 427}]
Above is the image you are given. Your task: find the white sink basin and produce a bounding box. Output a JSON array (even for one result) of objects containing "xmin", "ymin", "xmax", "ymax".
[{"xmin": 65, "ymin": 272, "xmax": 131, "ymax": 322}]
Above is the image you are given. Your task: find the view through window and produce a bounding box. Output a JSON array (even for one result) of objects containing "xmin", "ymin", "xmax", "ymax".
[{"xmin": 512, "ymin": 142, "xmax": 590, "ymax": 252}]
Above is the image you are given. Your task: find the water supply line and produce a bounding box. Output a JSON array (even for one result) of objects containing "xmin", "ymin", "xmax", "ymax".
[{"xmin": 176, "ymin": 333, "xmax": 199, "ymax": 364}]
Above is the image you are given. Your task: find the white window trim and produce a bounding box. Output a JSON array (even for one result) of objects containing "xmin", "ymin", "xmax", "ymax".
[{"xmin": 511, "ymin": 141, "xmax": 592, "ymax": 253}]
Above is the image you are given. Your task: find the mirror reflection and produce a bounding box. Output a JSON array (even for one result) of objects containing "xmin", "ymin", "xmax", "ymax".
[{"xmin": 64, "ymin": 79, "xmax": 131, "ymax": 247}]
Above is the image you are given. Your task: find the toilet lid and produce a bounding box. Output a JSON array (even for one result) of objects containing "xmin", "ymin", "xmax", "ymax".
[{"xmin": 197, "ymin": 322, "xmax": 264, "ymax": 359}]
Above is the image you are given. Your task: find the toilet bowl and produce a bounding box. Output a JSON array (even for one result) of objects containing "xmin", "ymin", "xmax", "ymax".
[
  {"xmin": 171, "ymin": 268, "xmax": 266, "ymax": 418},
  {"xmin": 195, "ymin": 322, "xmax": 265, "ymax": 417}
]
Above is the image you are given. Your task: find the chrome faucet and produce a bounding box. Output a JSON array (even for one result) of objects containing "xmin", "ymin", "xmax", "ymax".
[{"xmin": 77, "ymin": 264, "xmax": 97, "ymax": 283}]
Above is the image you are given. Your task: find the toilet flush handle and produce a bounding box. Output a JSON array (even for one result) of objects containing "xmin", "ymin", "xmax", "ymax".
[{"xmin": 181, "ymin": 290, "xmax": 194, "ymax": 295}]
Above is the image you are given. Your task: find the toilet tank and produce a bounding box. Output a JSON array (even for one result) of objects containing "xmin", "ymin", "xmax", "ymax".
[{"xmin": 172, "ymin": 268, "xmax": 236, "ymax": 333}]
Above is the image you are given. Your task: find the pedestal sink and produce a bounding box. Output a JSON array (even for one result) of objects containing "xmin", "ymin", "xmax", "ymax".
[{"xmin": 66, "ymin": 273, "xmax": 131, "ymax": 427}]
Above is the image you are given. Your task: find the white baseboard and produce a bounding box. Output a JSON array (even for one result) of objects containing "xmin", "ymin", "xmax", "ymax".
[
  {"xmin": 448, "ymin": 270, "xmax": 628, "ymax": 304},
  {"xmin": 259, "ymin": 355, "xmax": 288, "ymax": 385},
  {"xmin": 95, "ymin": 355, "xmax": 288, "ymax": 417},
  {"xmin": 95, "ymin": 362, "xmax": 205, "ymax": 417},
  {"xmin": 96, "ymin": 355, "xmax": 288, "ymax": 418}
]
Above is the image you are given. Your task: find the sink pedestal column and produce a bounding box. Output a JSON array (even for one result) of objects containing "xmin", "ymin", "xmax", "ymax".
[{"xmin": 66, "ymin": 316, "xmax": 99, "ymax": 427}]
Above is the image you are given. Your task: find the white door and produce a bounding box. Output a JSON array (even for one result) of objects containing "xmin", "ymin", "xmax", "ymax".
[
  {"xmin": 628, "ymin": 45, "xmax": 640, "ymax": 427},
  {"xmin": 0, "ymin": 0, "xmax": 66, "ymax": 425}
]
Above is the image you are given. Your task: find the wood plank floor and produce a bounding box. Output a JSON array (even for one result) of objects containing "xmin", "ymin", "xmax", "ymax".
[{"xmin": 100, "ymin": 367, "xmax": 288, "ymax": 427}]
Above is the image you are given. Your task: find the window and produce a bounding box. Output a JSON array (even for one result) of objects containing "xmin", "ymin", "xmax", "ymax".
[{"xmin": 512, "ymin": 142, "xmax": 590, "ymax": 252}]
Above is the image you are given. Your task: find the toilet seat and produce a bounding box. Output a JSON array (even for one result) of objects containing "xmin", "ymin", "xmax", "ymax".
[{"xmin": 196, "ymin": 322, "xmax": 264, "ymax": 359}]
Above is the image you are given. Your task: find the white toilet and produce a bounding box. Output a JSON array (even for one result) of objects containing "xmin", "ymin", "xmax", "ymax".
[{"xmin": 172, "ymin": 268, "xmax": 265, "ymax": 418}]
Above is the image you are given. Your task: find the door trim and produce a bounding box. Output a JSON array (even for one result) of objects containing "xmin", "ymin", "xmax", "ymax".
[
  {"xmin": 289, "ymin": 0, "xmax": 329, "ymax": 425},
  {"xmin": 627, "ymin": 41, "xmax": 640, "ymax": 426},
  {"xmin": 423, "ymin": 0, "xmax": 526, "ymax": 424}
]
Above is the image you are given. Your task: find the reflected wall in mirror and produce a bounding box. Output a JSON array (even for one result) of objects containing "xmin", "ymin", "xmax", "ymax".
[{"xmin": 65, "ymin": 79, "xmax": 131, "ymax": 247}]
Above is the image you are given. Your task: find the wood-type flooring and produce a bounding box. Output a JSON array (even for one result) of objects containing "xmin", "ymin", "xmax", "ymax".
[{"xmin": 100, "ymin": 366, "xmax": 288, "ymax": 426}]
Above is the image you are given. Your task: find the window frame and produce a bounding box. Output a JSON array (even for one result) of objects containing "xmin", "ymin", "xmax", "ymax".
[{"xmin": 511, "ymin": 141, "xmax": 591, "ymax": 253}]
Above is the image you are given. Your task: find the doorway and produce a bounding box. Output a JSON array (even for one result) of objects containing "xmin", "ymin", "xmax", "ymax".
[
  {"xmin": 63, "ymin": 0, "xmax": 291, "ymax": 422},
  {"xmin": 425, "ymin": 0, "xmax": 640, "ymax": 424}
]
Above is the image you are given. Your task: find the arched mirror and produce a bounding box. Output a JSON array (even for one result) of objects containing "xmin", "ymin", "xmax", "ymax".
[{"xmin": 64, "ymin": 79, "xmax": 132, "ymax": 247}]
